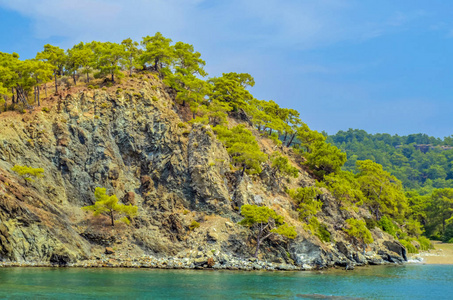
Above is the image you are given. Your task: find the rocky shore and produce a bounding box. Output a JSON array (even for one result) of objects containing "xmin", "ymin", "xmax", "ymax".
[{"xmin": 0, "ymin": 247, "xmax": 401, "ymax": 271}]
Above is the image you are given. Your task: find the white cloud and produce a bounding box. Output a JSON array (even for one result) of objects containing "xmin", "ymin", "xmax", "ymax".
[{"xmin": 0, "ymin": 0, "xmax": 423, "ymax": 50}]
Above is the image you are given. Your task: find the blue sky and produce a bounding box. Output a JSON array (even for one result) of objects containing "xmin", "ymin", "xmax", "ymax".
[{"xmin": 0, "ymin": 0, "xmax": 452, "ymax": 137}]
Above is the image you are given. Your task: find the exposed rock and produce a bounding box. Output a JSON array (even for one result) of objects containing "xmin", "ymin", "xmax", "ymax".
[
  {"xmin": 0, "ymin": 78, "xmax": 407, "ymax": 269},
  {"xmin": 105, "ymin": 247, "xmax": 115, "ymax": 255}
]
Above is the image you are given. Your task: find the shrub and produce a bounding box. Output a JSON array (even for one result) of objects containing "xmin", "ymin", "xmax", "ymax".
[
  {"xmin": 418, "ymin": 236, "xmax": 433, "ymax": 250},
  {"xmin": 303, "ymin": 217, "xmax": 331, "ymax": 243},
  {"xmin": 88, "ymin": 85, "xmax": 94, "ymax": 89},
  {"xmin": 364, "ymin": 217, "xmax": 378, "ymax": 230},
  {"xmin": 289, "ymin": 186, "xmax": 322, "ymax": 221},
  {"xmin": 11, "ymin": 165, "xmax": 44, "ymax": 182},
  {"xmin": 41, "ymin": 107, "xmax": 50, "ymax": 113},
  {"xmin": 344, "ymin": 218, "xmax": 374, "ymax": 244},
  {"xmin": 378, "ymin": 215, "xmax": 397, "ymax": 237},
  {"xmin": 400, "ymin": 239, "xmax": 418, "ymax": 254},
  {"xmin": 189, "ymin": 220, "xmax": 200, "ymax": 230},
  {"xmin": 178, "ymin": 123, "xmax": 187, "ymax": 128},
  {"xmin": 151, "ymin": 96, "xmax": 158, "ymax": 102}
]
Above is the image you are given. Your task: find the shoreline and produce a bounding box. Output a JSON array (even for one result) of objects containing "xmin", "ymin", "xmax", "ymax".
[
  {"xmin": 410, "ymin": 241, "xmax": 453, "ymax": 265},
  {"xmin": 0, "ymin": 256, "xmax": 403, "ymax": 271}
]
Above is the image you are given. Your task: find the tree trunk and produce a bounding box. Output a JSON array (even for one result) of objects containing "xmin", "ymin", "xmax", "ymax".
[
  {"xmin": 111, "ymin": 72, "xmax": 114, "ymax": 83},
  {"xmin": 45, "ymin": 83, "xmax": 47, "ymax": 98},
  {"xmin": 54, "ymin": 72, "xmax": 58, "ymax": 94},
  {"xmin": 73, "ymin": 71, "xmax": 77, "ymax": 85},
  {"xmin": 254, "ymin": 224, "xmax": 263, "ymax": 258},
  {"xmin": 110, "ymin": 210, "xmax": 115, "ymax": 226},
  {"xmin": 86, "ymin": 72, "xmax": 90, "ymax": 83},
  {"xmin": 254, "ymin": 237, "xmax": 261, "ymax": 258},
  {"xmin": 287, "ymin": 133, "xmax": 296, "ymax": 147},
  {"xmin": 241, "ymin": 164, "xmax": 246, "ymax": 177},
  {"xmin": 37, "ymin": 87, "xmax": 40, "ymax": 107},
  {"xmin": 3, "ymin": 95, "xmax": 7, "ymax": 111}
]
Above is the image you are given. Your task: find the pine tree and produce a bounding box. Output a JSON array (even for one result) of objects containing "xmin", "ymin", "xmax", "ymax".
[
  {"xmin": 239, "ymin": 204, "xmax": 296, "ymax": 258},
  {"xmin": 140, "ymin": 32, "xmax": 173, "ymax": 75},
  {"xmin": 36, "ymin": 44, "xmax": 66, "ymax": 93},
  {"xmin": 215, "ymin": 125, "xmax": 267, "ymax": 176},
  {"xmin": 83, "ymin": 187, "xmax": 138, "ymax": 226}
]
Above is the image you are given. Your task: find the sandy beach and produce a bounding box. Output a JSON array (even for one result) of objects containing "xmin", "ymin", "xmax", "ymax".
[{"xmin": 412, "ymin": 241, "xmax": 453, "ymax": 264}]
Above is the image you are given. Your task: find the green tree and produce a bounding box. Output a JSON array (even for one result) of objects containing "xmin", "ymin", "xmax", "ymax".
[
  {"xmin": 239, "ymin": 204, "xmax": 296, "ymax": 258},
  {"xmin": 140, "ymin": 32, "xmax": 174, "ymax": 74},
  {"xmin": 208, "ymin": 72, "xmax": 255, "ymax": 112},
  {"xmin": 172, "ymin": 41, "xmax": 207, "ymax": 76},
  {"xmin": 344, "ymin": 218, "xmax": 374, "ymax": 245},
  {"xmin": 36, "ymin": 44, "xmax": 66, "ymax": 93},
  {"xmin": 356, "ymin": 160, "xmax": 408, "ymax": 221},
  {"xmin": 319, "ymin": 171, "xmax": 364, "ymax": 207},
  {"xmin": 428, "ymin": 188, "xmax": 453, "ymax": 239},
  {"xmin": 270, "ymin": 151, "xmax": 299, "ymax": 189},
  {"xmin": 289, "ymin": 186, "xmax": 323, "ymax": 221},
  {"xmin": 215, "ymin": 125, "xmax": 267, "ymax": 176},
  {"xmin": 92, "ymin": 42, "xmax": 125, "ymax": 82},
  {"xmin": 121, "ymin": 38, "xmax": 140, "ymax": 76},
  {"xmin": 83, "ymin": 187, "xmax": 138, "ymax": 226},
  {"xmin": 66, "ymin": 42, "xmax": 95, "ymax": 84}
]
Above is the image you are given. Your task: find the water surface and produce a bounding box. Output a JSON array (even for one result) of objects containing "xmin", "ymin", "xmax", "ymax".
[{"xmin": 0, "ymin": 265, "xmax": 451, "ymax": 299}]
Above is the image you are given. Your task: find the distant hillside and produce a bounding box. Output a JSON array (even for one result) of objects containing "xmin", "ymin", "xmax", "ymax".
[{"xmin": 327, "ymin": 129, "xmax": 453, "ymax": 192}]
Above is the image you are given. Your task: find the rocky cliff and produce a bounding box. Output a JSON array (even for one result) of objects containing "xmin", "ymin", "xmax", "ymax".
[{"xmin": 0, "ymin": 75, "xmax": 406, "ymax": 269}]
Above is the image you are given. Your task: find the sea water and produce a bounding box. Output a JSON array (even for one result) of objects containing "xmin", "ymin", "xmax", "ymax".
[{"xmin": 0, "ymin": 264, "xmax": 451, "ymax": 299}]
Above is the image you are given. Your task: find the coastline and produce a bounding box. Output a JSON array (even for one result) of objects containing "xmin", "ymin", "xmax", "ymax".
[
  {"xmin": 0, "ymin": 255, "xmax": 403, "ymax": 271},
  {"xmin": 410, "ymin": 241, "xmax": 453, "ymax": 265}
]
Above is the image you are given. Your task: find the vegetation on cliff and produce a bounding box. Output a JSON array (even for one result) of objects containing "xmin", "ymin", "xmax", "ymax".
[
  {"xmin": 0, "ymin": 32, "xmax": 432, "ymax": 264},
  {"xmin": 329, "ymin": 129, "xmax": 453, "ymax": 243}
]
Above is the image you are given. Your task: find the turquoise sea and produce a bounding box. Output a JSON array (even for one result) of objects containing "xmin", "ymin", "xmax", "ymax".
[{"xmin": 0, "ymin": 265, "xmax": 451, "ymax": 299}]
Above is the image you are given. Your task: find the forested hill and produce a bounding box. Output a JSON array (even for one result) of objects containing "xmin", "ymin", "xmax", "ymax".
[{"xmin": 327, "ymin": 129, "xmax": 453, "ymax": 192}]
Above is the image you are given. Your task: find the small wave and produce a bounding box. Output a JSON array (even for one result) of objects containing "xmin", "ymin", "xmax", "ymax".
[
  {"xmin": 407, "ymin": 257, "xmax": 424, "ymax": 263},
  {"xmin": 296, "ymin": 294, "xmax": 365, "ymax": 300}
]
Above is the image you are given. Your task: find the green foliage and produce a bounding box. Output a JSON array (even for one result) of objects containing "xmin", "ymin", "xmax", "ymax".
[
  {"xmin": 189, "ymin": 220, "xmax": 200, "ymax": 230},
  {"xmin": 356, "ymin": 160, "xmax": 408, "ymax": 221},
  {"xmin": 140, "ymin": 32, "xmax": 173, "ymax": 74},
  {"xmin": 91, "ymin": 41, "xmax": 125, "ymax": 82},
  {"xmin": 303, "ymin": 217, "xmax": 331, "ymax": 242},
  {"xmin": 270, "ymin": 151, "xmax": 298, "ymax": 189},
  {"xmin": 289, "ymin": 187, "xmax": 322, "ymax": 221},
  {"xmin": 400, "ymin": 239, "xmax": 418, "ymax": 254},
  {"xmin": 11, "ymin": 165, "xmax": 44, "ymax": 182},
  {"xmin": 239, "ymin": 204, "xmax": 296, "ymax": 258},
  {"xmin": 318, "ymin": 171, "xmax": 364, "ymax": 208},
  {"xmin": 83, "ymin": 187, "xmax": 137, "ymax": 226},
  {"xmin": 378, "ymin": 215, "xmax": 397, "ymax": 237},
  {"xmin": 417, "ymin": 236, "xmax": 433, "ymax": 251},
  {"xmin": 344, "ymin": 218, "xmax": 374, "ymax": 244},
  {"xmin": 208, "ymin": 72, "xmax": 254, "ymax": 112},
  {"xmin": 215, "ymin": 125, "xmax": 267, "ymax": 176}
]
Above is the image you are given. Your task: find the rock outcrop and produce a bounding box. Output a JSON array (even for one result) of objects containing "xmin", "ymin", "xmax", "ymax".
[{"xmin": 0, "ymin": 76, "xmax": 406, "ymax": 269}]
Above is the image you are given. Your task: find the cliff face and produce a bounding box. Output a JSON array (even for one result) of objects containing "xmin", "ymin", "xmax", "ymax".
[{"xmin": 0, "ymin": 76, "xmax": 406, "ymax": 268}]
